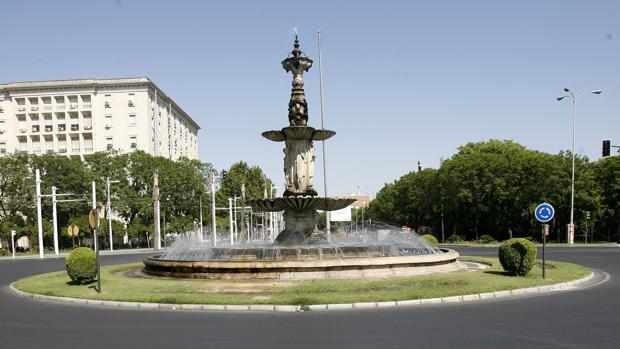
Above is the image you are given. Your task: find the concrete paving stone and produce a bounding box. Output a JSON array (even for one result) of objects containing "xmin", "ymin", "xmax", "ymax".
[
  {"xmin": 274, "ymin": 305, "xmax": 301, "ymax": 312},
  {"xmin": 479, "ymin": 292, "xmax": 496, "ymax": 299},
  {"xmin": 225, "ymin": 304, "xmax": 250, "ymax": 311},
  {"xmin": 326, "ymin": 303, "xmax": 353, "ymax": 310},
  {"xmin": 307, "ymin": 304, "xmax": 328, "ymax": 311},
  {"xmin": 510, "ymin": 288, "xmax": 528, "ymax": 295},
  {"xmin": 249, "ymin": 304, "xmax": 275, "ymax": 311},
  {"xmin": 537, "ymin": 285, "xmax": 553, "ymax": 292},
  {"xmin": 397, "ymin": 299, "xmax": 421, "ymax": 306},
  {"xmin": 202, "ymin": 304, "xmax": 226, "ymax": 311},
  {"xmin": 442, "ymin": 296, "xmax": 463, "ymax": 303},
  {"xmin": 352, "ymin": 302, "xmax": 377, "ymax": 309},
  {"xmin": 494, "ymin": 290, "xmax": 511, "ymax": 298},
  {"xmin": 462, "ymin": 294, "xmax": 480, "ymax": 301},
  {"xmin": 376, "ymin": 301, "xmax": 397, "ymax": 308},
  {"xmin": 179, "ymin": 304, "xmax": 203, "ymax": 311},
  {"xmin": 420, "ymin": 297, "xmax": 442, "ymax": 304}
]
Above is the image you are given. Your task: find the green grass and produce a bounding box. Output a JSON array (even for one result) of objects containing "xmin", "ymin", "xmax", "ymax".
[{"xmin": 13, "ymin": 257, "xmax": 590, "ymax": 306}]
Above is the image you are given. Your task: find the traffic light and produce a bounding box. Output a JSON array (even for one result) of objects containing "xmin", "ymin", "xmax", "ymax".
[{"xmin": 602, "ymin": 139, "xmax": 611, "ymax": 157}]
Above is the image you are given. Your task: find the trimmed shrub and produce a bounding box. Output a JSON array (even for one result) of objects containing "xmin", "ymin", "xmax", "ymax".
[
  {"xmin": 65, "ymin": 247, "xmax": 97, "ymax": 284},
  {"xmin": 498, "ymin": 238, "xmax": 537, "ymax": 276},
  {"xmin": 421, "ymin": 234, "xmax": 438, "ymax": 246},
  {"xmin": 446, "ymin": 234, "xmax": 464, "ymax": 243},
  {"xmin": 0, "ymin": 249, "xmax": 9, "ymax": 256},
  {"xmin": 479, "ymin": 235, "xmax": 496, "ymax": 244}
]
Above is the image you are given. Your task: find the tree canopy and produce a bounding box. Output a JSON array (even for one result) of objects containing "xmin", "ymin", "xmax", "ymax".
[{"xmin": 367, "ymin": 140, "xmax": 618, "ymax": 242}]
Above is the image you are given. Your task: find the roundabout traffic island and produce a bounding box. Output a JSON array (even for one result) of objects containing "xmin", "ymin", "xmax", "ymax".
[{"xmin": 11, "ymin": 256, "xmax": 592, "ymax": 311}]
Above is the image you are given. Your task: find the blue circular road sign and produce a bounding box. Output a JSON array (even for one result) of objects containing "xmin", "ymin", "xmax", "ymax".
[{"xmin": 535, "ymin": 203, "xmax": 555, "ymax": 223}]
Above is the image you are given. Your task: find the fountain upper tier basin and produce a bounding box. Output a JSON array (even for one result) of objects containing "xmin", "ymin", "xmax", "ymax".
[
  {"xmin": 262, "ymin": 126, "xmax": 335, "ymax": 142},
  {"xmin": 248, "ymin": 196, "xmax": 356, "ymax": 212}
]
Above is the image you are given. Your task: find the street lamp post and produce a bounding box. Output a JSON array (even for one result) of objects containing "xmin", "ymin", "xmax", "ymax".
[{"xmin": 557, "ymin": 88, "xmax": 602, "ymax": 244}]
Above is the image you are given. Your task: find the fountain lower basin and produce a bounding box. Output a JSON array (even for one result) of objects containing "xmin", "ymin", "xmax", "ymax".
[{"xmin": 142, "ymin": 247, "xmax": 464, "ymax": 280}]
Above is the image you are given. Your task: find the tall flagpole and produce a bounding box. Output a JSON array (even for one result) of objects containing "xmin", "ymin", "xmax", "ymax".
[{"xmin": 317, "ymin": 30, "xmax": 331, "ymax": 241}]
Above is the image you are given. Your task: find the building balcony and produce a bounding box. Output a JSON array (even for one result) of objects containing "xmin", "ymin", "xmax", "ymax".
[
  {"xmin": 70, "ymin": 124, "xmax": 79, "ymax": 131},
  {"xmin": 58, "ymin": 124, "xmax": 66, "ymax": 132},
  {"xmin": 30, "ymin": 106, "xmax": 39, "ymax": 111},
  {"xmin": 31, "ymin": 126, "xmax": 40, "ymax": 133},
  {"xmin": 82, "ymin": 103, "xmax": 91, "ymax": 110},
  {"xmin": 56, "ymin": 104, "xmax": 65, "ymax": 111},
  {"xmin": 43, "ymin": 105, "xmax": 53, "ymax": 111},
  {"xmin": 45, "ymin": 125, "xmax": 53, "ymax": 132}
]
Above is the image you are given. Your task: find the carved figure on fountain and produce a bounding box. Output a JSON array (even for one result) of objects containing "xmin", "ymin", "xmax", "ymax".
[{"xmin": 283, "ymin": 139, "xmax": 316, "ymax": 197}]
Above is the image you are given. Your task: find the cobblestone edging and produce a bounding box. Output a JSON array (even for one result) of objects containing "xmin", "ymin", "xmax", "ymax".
[{"xmin": 9, "ymin": 271, "xmax": 596, "ymax": 313}]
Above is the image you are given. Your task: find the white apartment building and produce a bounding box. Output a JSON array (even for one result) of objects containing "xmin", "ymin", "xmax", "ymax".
[{"xmin": 0, "ymin": 77, "xmax": 199, "ymax": 160}]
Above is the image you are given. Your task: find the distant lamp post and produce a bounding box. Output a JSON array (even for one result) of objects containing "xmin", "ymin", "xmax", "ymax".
[{"xmin": 557, "ymin": 88, "xmax": 602, "ymax": 244}]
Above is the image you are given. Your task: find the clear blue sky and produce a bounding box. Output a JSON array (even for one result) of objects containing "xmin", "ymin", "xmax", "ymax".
[{"xmin": 1, "ymin": 1, "xmax": 618, "ymax": 197}]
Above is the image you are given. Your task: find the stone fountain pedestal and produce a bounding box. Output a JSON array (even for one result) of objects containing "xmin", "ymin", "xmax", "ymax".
[{"xmin": 247, "ymin": 37, "xmax": 355, "ymax": 244}]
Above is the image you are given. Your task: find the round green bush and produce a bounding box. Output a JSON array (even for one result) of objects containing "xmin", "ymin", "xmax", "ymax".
[
  {"xmin": 498, "ymin": 238, "xmax": 537, "ymax": 276},
  {"xmin": 479, "ymin": 234, "xmax": 496, "ymax": 244},
  {"xmin": 421, "ymin": 234, "xmax": 438, "ymax": 246},
  {"xmin": 446, "ymin": 234, "xmax": 464, "ymax": 243},
  {"xmin": 65, "ymin": 247, "xmax": 97, "ymax": 284}
]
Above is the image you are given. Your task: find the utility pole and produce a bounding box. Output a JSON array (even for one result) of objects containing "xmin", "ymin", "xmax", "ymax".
[
  {"xmin": 106, "ymin": 178, "xmax": 119, "ymax": 251},
  {"xmin": 152, "ymin": 170, "xmax": 161, "ymax": 250},
  {"xmin": 35, "ymin": 169, "xmax": 44, "ymax": 258},
  {"xmin": 263, "ymin": 187, "xmax": 268, "ymax": 241},
  {"xmin": 51, "ymin": 186, "xmax": 59, "ymax": 255},
  {"xmin": 228, "ymin": 198, "xmax": 234, "ymax": 245},
  {"xmin": 199, "ymin": 195, "xmax": 203, "ymax": 242},
  {"xmin": 11, "ymin": 230, "xmax": 16, "ymax": 258},
  {"xmin": 241, "ymin": 181, "xmax": 246, "ymax": 241},
  {"xmin": 211, "ymin": 172, "xmax": 217, "ymax": 247},
  {"xmin": 92, "ymin": 181, "xmax": 101, "ymax": 293}
]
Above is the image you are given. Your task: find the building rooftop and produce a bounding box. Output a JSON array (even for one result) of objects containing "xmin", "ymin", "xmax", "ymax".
[{"xmin": 0, "ymin": 77, "xmax": 200, "ymax": 130}]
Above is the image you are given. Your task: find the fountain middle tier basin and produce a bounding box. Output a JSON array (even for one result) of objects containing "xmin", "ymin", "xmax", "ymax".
[
  {"xmin": 262, "ymin": 126, "xmax": 336, "ymax": 142},
  {"xmin": 248, "ymin": 196, "xmax": 356, "ymax": 212},
  {"xmin": 142, "ymin": 247, "xmax": 464, "ymax": 280}
]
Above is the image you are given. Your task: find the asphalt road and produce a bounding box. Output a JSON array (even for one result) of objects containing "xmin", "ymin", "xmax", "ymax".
[{"xmin": 1, "ymin": 246, "xmax": 619, "ymax": 349}]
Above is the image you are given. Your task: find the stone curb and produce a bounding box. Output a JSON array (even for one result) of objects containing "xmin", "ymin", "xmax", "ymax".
[{"xmin": 9, "ymin": 271, "xmax": 596, "ymax": 313}]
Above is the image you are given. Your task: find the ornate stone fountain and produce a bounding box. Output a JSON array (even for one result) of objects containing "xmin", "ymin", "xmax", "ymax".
[
  {"xmin": 142, "ymin": 36, "xmax": 463, "ymax": 280},
  {"xmin": 248, "ymin": 36, "xmax": 355, "ymax": 244}
]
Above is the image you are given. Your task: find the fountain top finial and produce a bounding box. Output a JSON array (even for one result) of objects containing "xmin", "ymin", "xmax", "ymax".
[{"xmin": 291, "ymin": 35, "xmax": 301, "ymax": 57}]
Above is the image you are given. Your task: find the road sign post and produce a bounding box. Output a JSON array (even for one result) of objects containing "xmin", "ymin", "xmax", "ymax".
[{"xmin": 535, "ymin": 203, "xmax": 555, "ymax": 279}]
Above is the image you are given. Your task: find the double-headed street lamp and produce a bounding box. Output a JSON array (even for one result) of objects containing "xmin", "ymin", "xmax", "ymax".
[{"xmin": 557, "ymin": 88, "xmax": 602, "ymax": 244}]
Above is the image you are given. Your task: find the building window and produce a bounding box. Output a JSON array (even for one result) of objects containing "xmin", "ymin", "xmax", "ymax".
[
  {"xmin": 128, "ymin": 93, "xmax": 135, "ymax": 107},
  {"xmin": 104, "ymin": 95, "xmax": 111, "ymax": 108},
  {"xmin": 128, "ymin": 114, "xmax": 136, "ymax": 126},
  {"xmin": 105, "ymin": 114, "xmax": 112, "ymax": 129},
  {"xmin": 0, "ymin": 141, "xmax": 6, "ymax": 154},
  {"xmin": 58, "ymin": 123, "xmax": 66, "ymax": 132},
  {"xmin": 106, "ymin": 137, "xmax": 113, "ymax": 150},
  {"xmin": 130, "ymin": 136, "xmax": 137, "ymax": 149}
]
